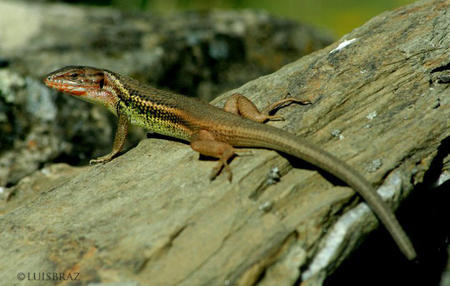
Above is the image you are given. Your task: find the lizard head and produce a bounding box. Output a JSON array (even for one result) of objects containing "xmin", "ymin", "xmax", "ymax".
[
  {"xmin": 44, "ymin": 66, "xmax": 106, "ymax": 96},
  {"xmin": 44, "ymin": 66, "xmax": 119, "ymax": 114}
]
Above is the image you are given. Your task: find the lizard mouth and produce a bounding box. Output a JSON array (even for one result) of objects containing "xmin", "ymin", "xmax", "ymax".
[{"xmin": 44, "ymin": 77, "xmax": 95, "ymax": 96}]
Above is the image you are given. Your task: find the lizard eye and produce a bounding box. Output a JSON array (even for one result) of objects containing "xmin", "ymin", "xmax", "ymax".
[{"xmin": 70, "ymin": 73, "xmax": 79, "ymax": 78}]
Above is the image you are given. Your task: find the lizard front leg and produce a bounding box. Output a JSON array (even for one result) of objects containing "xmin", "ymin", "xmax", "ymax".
[
  {"xmin": 190, "ymin": 130, "xmax": 235, "ymax": 181},
  {"xmin": 90, "ymin": 111, "xmax": 129, "ymax": 164},
  {"xmin": 224, "ymin": 93, "xmax": 309, "ymax": 122}
]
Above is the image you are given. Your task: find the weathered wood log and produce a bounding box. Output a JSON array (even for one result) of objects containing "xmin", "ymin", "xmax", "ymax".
[{"xmin": 0, "ymin": 0, "xmax": 448, "ymax": 285}]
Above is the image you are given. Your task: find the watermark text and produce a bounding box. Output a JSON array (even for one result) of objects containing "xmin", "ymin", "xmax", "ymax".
[{"xmin": 16, "ymin": 272, "xmax": 80, "ymax": 281}]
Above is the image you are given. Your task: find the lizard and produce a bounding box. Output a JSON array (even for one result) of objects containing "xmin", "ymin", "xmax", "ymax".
[{"xmin": 43, "ymin": 65, "xmax": 417, "ymax": 260}]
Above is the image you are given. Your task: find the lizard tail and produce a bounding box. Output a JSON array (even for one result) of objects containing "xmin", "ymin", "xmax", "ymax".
[{"xmin": 233, "ymin": 124, "xmax": 417, "ymax": 260}]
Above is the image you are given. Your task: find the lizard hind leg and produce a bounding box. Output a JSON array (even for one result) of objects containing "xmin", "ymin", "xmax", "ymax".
[
  {"xmin": 223, "ymin": 93, "xmax": 310, "ymax": 123},
  {"xmin": 190, "ymin": 130, "xmax": 235, "ymax": 181}
]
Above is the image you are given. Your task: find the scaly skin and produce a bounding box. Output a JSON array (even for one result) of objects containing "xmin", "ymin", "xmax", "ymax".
[{"xmin": 44, "ymin": 65, "xmax": 417, "ymax": 260}]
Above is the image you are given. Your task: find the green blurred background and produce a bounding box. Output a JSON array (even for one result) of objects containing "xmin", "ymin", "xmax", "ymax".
[{"xmin": 72, "ymin": 0, "xmax": 416, "ymax": 36}]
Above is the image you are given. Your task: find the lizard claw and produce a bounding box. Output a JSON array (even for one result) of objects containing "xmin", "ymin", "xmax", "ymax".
[
  {"xmin": 266, "ymin": 115, "xmax": 285, "ymax": 121},
  {"xmin": 209, "ymin": 161, "xmax": 233, "ymax": 182},
  {"xmin": 89, "ymin": 155, "xmax": 113, "ymax": 165}
]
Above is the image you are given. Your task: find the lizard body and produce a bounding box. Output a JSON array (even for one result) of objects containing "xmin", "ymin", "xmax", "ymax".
[{"xmin": 44, "ymin": 65, "xmax": 416, "ymax": 260}]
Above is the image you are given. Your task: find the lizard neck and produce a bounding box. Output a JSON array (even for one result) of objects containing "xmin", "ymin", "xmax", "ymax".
[{"xmin": 104, "ymin": 71, "xmax": 193, "ymax": 140}]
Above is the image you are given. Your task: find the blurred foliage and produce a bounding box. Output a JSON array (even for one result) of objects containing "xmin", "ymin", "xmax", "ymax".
[{"xmin": 66, "ymin": 0, "xmax": 416, "ymax": 36}]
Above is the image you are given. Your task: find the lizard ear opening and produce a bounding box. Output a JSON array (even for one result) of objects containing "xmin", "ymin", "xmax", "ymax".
[{"xmin": 99, "ymin": 78, "xmax": 105, "ymax": 89}]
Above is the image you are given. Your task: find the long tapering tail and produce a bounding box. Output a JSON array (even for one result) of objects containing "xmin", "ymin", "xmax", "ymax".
[{"xmin": 233, "ymin": 124, "xmax": 417, "ymax": 260}]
